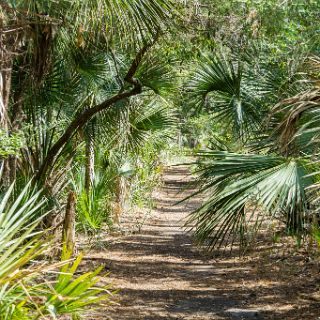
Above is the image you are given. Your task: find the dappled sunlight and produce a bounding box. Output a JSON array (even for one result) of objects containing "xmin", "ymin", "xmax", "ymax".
[
  {"xmin": 1, "ymin": 1, "xmax": 320, "ymax": 319},
  {"xmin": 83, "ymin": 167, "xmax": 320, "ymax": 319}
]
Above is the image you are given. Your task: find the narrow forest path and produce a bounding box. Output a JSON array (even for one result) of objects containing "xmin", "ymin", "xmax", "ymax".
[{"xmin": 86, "ymin": 166, "xmax": 318, "ymax": 320}]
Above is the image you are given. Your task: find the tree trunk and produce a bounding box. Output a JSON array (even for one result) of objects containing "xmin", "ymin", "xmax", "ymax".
[
  {"xmin": 0, "ymin": 58, "xmax": 13, "ymax": 187},
  {"xmin": 0, "ymin": 10, "xmax": 21, "ymax": 186},
  {"xmin": 85, "ymin": 132, "xmax": 95, "ymax": 194},
  {"xmin": 114, "ymin": 176, "xmax": 127, "ymax": 224},
  {"xmin": 62, "ymin": 191, "xmax": 76, "ymax": 255}
]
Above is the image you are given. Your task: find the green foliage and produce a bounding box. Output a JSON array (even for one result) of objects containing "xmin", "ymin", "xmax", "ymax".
[
  {"xmin": 0, "ymin": 182, "xmax": 113, "ymax": 319},
  {"xmin": 0, "ymin": 183, "xmax": 46, "ymax": 284},
  {"xmin": 2, "ymin": 0, "xmax": 320, "ymax": 309},
  {"xmin": 180, "ymin": 0, "xmax": 320, "ymax": 251},
  {"xmin": 181, "ymin": 114, "xmax": 233, "ymax": 150},
  {"xmin": 128, "ymin": 140, "xmax": 165, "ymax": 209},
  {"xmin": 41, "ymin": 248, "xmax": 113, "ymax": 318},
  {"xmin": 0, "ymin": 182, "xmax": 46, "ymax": 319},
  {"xmin": 188, "ymin": 50, "xmax": 286, "ymax": 140},
  {"xmin": 1, "ymin": 0, "xmax": 182, "ymax": 316},
  {"xmin": 73, "ymin": 166, "xmax": 115, "ymax": 232},
  {"xmin": 185, "ymin": 52, "xmax": 320, "ymax": 249},
  {"xmin": 189, "ymin": 151, "xmax": 315, "ymax": 249},
  {"xmin": 0, "ymin": 130, "xmax": 24, "ymax": 158}
]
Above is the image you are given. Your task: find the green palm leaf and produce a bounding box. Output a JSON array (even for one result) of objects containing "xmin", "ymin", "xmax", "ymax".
[
  {"xmin": 42, "ymin": 250, "xmax": 114, "ymax": 317},
  {"xmin": 189, "ymin": 151, "xmax": 314, "ymax": 250},
  {"xmin": 3, "ymin": 0, "xmax": 175, "ymax": 45},
  {"xmin": 188, "ymin": 54, "xmax": 269, "ymax": 139}
]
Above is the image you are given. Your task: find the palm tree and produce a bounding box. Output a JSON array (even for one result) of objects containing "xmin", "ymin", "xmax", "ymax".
[
  {"xmin": 187, "ymin": 50, "xmax": 320, "ymax": 250},
  {"xmin": 0, "ymin": 0, "xmax": 179, "ymax": 233},
  {"xmin": 0, "ymin": 0, "xmax": 176, "ymax": 184}
]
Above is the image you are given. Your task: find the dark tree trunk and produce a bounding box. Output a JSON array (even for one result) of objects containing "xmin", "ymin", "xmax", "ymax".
[
  {"xmin": 0, "ymin": 9, "xmax": 25, "ymax": 186},
  {"xmin": 0, "ymin": 57, "xmax": 13, "ymax": 187}
]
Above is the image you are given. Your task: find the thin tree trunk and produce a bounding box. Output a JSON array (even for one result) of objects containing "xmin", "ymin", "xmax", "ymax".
[
  {"xmin": 9, "ymin": 59, "xmax": 28, "ymax": 181},
  {"xmin": 1, "ymin": 60, "xmax": 12, "ymax": 116},
  {"xmin": 0, "ymin": 58, "xmax": 13, "ymax": 186},
  {"xmin": 62, "ymin": 191, "xmax": 76, "ymax": 255},
  {"xmin": 85, "ymin": 132, "xmax": 95, "ymax": 194},
  {"xmin": 114, "ymin": 176, "xmax": 127, "ymax": 224},
  {"xmin": 0, "ymin": 9, "xmax": 22, "ymax": 186}
]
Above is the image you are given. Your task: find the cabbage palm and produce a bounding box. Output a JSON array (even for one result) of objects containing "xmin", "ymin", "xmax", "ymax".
[
  {"xmin": 72, "ymin": 96, "xmax": 176, "ymax": 230},
  {"xmin": 187, "ymin": 51, "xmax": 320, "ymax": 250},
  {"xmin": 188, "ymin": 52, "xmax": 272, "ymax": 140},
  {"xmin": 189, "ymin": 151, "xmax": 316, "ymax": 250},
  {"xmin": 0, "ymin": 0, "xmax": 176, "ymax": 185}
]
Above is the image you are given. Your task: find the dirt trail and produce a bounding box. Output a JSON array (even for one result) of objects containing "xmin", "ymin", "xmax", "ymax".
[{"xmin": 86, "ymin": 166, "xmax": 319, "ymax": 320}]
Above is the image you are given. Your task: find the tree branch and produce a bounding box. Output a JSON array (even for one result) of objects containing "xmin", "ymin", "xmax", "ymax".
[{"xmin": 36, "ymin": 36, "xmax": 158, "ymax": 181}]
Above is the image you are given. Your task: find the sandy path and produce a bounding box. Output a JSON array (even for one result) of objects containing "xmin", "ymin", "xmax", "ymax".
[{"xmin": 85, "ymin": 166, "xmax": 319, "ymax": 320}]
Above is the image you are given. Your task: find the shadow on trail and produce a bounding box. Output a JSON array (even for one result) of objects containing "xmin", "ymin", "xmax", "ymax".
[{"xmin": 85, "ymin": 166, "xmax": 319, "ymax": 320}]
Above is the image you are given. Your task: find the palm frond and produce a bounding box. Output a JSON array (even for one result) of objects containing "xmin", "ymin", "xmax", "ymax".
[
  {"xmin": 188, "ymin": 54, "xmax": 266, "ymax": 139},
  {"xmin": 137, "ymin": 55, "xmax": 176, "ymax": 95},
  {"xmin": 0, "ymin": 183, "xmax": 47, "ymax": 284},
  {"xmin": 189, "ymin": 151, "xmax": 314, "ymax": 250},
  {"xmin": 41, "ymin": 249, "xmax": 114, "ymax": 317},
  {"xmin": 273, "ymin": 88, "xmax": 320, "ymax": 155}
]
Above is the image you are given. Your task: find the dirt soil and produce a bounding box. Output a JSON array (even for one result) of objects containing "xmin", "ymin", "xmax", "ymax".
[{"xmin": 83, "ymin": 166, "xmax": 320, "ymax": 320}]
